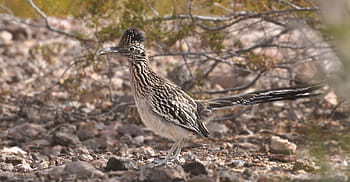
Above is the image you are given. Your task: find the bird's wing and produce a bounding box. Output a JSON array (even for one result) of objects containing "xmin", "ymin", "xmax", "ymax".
[{"xmin": 149, "ymin": 84, "xmax": 209, "ymax": 137}]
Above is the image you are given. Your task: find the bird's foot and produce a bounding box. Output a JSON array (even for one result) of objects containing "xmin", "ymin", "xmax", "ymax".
[
  {"xmin": 146, "ymin": 155, "xmax": 183, "ymax": 168},
  {"xmin": 146, "ymin": 159, "xmax": 167, "ymax": 168}
]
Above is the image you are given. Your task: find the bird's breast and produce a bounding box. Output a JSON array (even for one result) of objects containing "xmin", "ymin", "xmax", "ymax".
[{"xmin": 134, "ymin": 98, "xmax": 190, "ymax": 141}]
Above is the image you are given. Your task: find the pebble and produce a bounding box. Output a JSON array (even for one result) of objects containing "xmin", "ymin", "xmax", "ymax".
[
  {"xmin": 238, "ymin": 142, "xmax": 260, "ymax": 152},
  {"xmin": 44, "ymin": 165, "xmax": 65, "ymax": 178},
  {"xmin": 207, "ymin": 122, "xmax": 229, "ymax": 137},
  {"xmin": 15, "ymin": 161, "xmax": 33, "ymax": 172},
  {"xmin": 106, "ymin": 157, "xmax": 127, "ymax": 171},
  {"xmin": 117, "ymin": 124, "xmax": 144, "ymax": 137},
  {"xmin": 218, "ymin": 171, "xmax": 240, "ymax": 182},
  {"xmin": 64, "ymin": 161, "xmax": 104, "ymax": 177},
  {"xmin": 269, "ymin": 154, "xmax": 297, "ymax": 162},
  {"xmin": 53, "ymin": 132, "xmax": 81, "ymax": 146},
  {"xmin": 1, "ymin": 163, "xmax": 14, "ymax": 171},
  {"xmin": 139, "ymin": 166, "xmax": 186, "ymax": 182},
  {"xmin": 114, "ymin": 144, "xmax": 129, "ymax": 156},
  {"xmin": 132, "ymin": 135, "xmax": 145, "ymax": 145},
  {"xmin": 2, "ymin": 146, "xmax": 27, "ymax": 156},
  {"xmin": 188, "ymin": 175, "xmax": 216, "ymax": 182},
  {"xmin": 292, "ymin": 159, "xmax": 319, "ymax": 172},
  {"xmin": 270, "ymin": 136, "xmax": 297, "ymax": 154},
  {"xmin": 8, "ymin": 123, "xmax": 46, "ymax": 141},
  {"xmin": 32, "ymin": 161, "xmax": 50, "ymax": 170},
  {"xmin": 77, "ymin": 122, "xmax": 96, "ymax": 140},
  {"xmin": 182, "ymin": 161, "xmax": 208, "ymax": 176},
  {"xmin": 229, "ymin": 159, "xmax": 245, "ymax": 168},
  {"xmin": 5, "ymin": 155, "xmax": 23, "ymax": 165},
  {"xmin": 79, "ymin": 154, "xmax": 94, "ymax": 161},
  {"xmin": 105, "ymin": 157, "xmax": 138, "ymax": 171},
  {"xmin": 0, "ymin": 31, "xmax": 13, "ymax": 46}
]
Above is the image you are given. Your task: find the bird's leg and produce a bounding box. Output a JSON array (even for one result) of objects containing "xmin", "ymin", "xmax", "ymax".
[
  {"xmin": 147, "ymin": 139, "xmax": 183, "ymax": 168},
  {"xmin": 163, "ymin": 139, "xmax": 181, "ymax": 162},
  {"xmin": 173, "ymin": 138, "xmax": 184, "ymax": 160}
]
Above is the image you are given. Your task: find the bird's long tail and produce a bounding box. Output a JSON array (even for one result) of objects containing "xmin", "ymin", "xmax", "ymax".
[{"xmin": 206, "ymin": 83, "xmax": 323, "ymax": 110}]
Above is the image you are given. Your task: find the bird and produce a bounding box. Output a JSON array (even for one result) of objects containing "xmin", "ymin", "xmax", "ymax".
[{"xmin": 99, "ymin": 28, "xmax": 321, "ymax": 166}]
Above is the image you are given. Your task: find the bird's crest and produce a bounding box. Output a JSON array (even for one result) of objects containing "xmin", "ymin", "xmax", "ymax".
[{"xmin": 119, "ymin": 28, "xmax": 144, "ymax": 47}]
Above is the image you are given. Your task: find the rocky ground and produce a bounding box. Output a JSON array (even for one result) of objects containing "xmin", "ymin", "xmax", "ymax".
[{"xmin": 1, "ymin": 16, "xmax": 350, "ymax": 182}]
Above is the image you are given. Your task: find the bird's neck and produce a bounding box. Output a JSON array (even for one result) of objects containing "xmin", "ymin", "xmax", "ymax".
[{"xmin": 129, "ymin": 56, "xmax": 160, "ymax": 97}]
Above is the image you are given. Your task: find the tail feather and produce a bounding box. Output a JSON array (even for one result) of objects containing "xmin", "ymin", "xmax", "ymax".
[{"xmin": 207, "ymin": 83, "xmax": 323, "ymax": 109}]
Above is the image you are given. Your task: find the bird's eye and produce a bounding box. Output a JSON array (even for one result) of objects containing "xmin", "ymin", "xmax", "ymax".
[{"xmin": 129, "ymin": 47, "xmax": 135, "ymax": 51}]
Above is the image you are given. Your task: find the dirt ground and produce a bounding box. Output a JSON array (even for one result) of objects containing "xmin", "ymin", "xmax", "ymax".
[{"xmin": 1, "ymin": 16, "xmax": 350, "ymax": 182}]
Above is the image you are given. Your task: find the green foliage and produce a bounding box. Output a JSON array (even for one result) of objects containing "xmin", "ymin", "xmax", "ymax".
[
  {"xmin": 2, "ymin": 0, "xmax": 80, "ymax": 18},
  {"xmin": 201, "ymin": 30, "xmax": 224, "ymax": 53},
  {"xmin": 302, "ymin": 121, "xmax": 350, "ymax": 174},
  {"xmin": 303, "ymin": 124, "xmax": 330, "ymax": 174},
  {"xmin": 234, "ymin": 52, "xmax": 274, "ymax": 71},
  {"xmin": 74, "ymin": 0, "xmax": 117, "ymax": 18},
  {"xmin": 95, "ymin": 25, "xmax": 121, "ymax": 42},
  {"xmin": 4, "ymin": 0, "xmax": 319, "ymax": 57}
]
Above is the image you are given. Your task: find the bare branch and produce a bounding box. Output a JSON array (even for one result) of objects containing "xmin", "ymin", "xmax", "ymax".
[
  {"xmin": 198, "ymin": 70, "xmax": 265, "ymax": 94},
  {"xmin": 144, "ymin": 0, "xmax": 159, "ymax": 17},
  {"xmin": 146, "ymin": 7, "xmax": 319, "ymax": 24},
  {"xmin": 25, "ymin": 0, "xmax": 87, "ymax": 40},
  {"xmin": 0, "ymin": 13, "xmax": 46, "ymax": 28},
  {"xmin": 146, "ymin": 14, "xmax": 233, "ymax": 22},
  {"xmin": 0, "ymin": 4, "xmax": 14, "ymax": 15}
]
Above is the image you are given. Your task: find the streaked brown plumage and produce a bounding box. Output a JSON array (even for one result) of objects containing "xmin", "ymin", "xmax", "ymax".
[{"xmin": 99, "ymin": 28, "xmax": 321, "ymax": 166}]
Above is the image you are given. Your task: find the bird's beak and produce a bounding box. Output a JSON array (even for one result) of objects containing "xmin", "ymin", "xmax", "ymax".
[{"xmin": 98, "ymin": 47, "xmax": 128, "ymax": 55}]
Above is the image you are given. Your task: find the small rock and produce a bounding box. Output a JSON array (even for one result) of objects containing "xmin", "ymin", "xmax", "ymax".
[
  {"xmin": 188, "ymin": 175, "xmax": 216, "ymax": 182},
  {"xmin": 18, "ymin": 107, "xmax": 43, "ymax": 122},
  {"xmin": 15, "ymin": 161, "xmax": 33, "ymax": 172},
  {"xmin": 64, "ymin": 161, "xmax": 104, "ymax": 177},
  {"xmin": 47, "ymin": 145, "xmax": 63, "ymax": 156},
  {"xmin": 1, "ymin": 163, "xmax": 14, "ymax": 171},
  {"xmin": 106, "ymin": 157, "xmax": 127, "ymax": 171},
  {"xmin": 218, "ymin": 171, "xmax": 240, "ymax": 182},
  {"xmin": 206, "ymin": 122, "xmax": 228, "ymax": 137},
  {"xmin": 5, "ymin": 23, "xmax": 29, "ymax": 40},
  {"xmin": 2, "ymin": 146, "xmax": 27, "ymax": 156},
  {"xmin": 105, "ymin": 157, "xmax": 138, "ymax": 171},
  {"xmin": 132, "ymin": 135, "xmax": 144, "ymax": 145},
  {"xmin": 120, "ymin": 134, "xmax": 133, "ymax": 145},
  {"xmin": 77, "ymin": 122, "xmax": 97, "ymax": 140},
  {"xmin": 139, "ymin": 166, "xmax": 186, "ymax": 182},
  {"xmin": 29, "ymin": 139, "xmax": 50, "ymax": 150},
  {"xmin": 5, "ymin": 155, "xmax": 23, "ymax": 165},
  {"xmin": 117, "ymin": 124, "xmax": 144, "ymax": 137},
  {"xmin": 79, "ymin": 154, "xmax": 93, "ymax": 161},
  {"xmin": 53, "ymin": 132, "xmax": 81, "ymax": 146},
  {"xmin": 0, "ymin": 172, "xmax": 14, "ymax": 181},
  {"xmin": 0, "ymin": 31, "xmax": 13, "ymax": 46},
  {"xmin": 92, "ymin": 135, "xmax": 114, "ymax": 150},
  {"xmin": 32, "ymin": 161, "xmax": 50, "ymax": 170},
  {"xmin": 114, "ymin": 144, "xmax": 129, "ymax": 156},
  {"xmin": 293, "ymin": 159, "xmax": 319, "ymax": 172},
  {"xmin": 229, "ymin": 159, "xmax": 245, "ymax": 168},
  {"xmin": 270, "ymin": 136, "xmax": 297, "ymax": 154},
  {"xmin": 182, "ymin": 161, "xmax": 208, "ymax": 176},
  {"xmin": 238, "ymin": 142, "xmax": 260, "ymax": 152},
  {"xmin": 44, "ymin": 165, "xmax": 65, "ymax": 178},
  {"xmin": 269, "ymin": 154, "xmax": 297, "ymax": 162},
  {"xmin": 8, "ymin": 123, "xmax": 46, "ymax": 141}
]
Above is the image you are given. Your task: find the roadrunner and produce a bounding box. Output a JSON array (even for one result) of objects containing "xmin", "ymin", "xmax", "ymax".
[{"xmin": 99, "ymin": 28, "xmax": 321, "ymax": 166}]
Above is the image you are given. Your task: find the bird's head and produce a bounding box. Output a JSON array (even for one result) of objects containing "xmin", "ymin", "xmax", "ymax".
[{"xmin": 99, "ymin": 28, "xmax": 145, "ymax": 57}]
